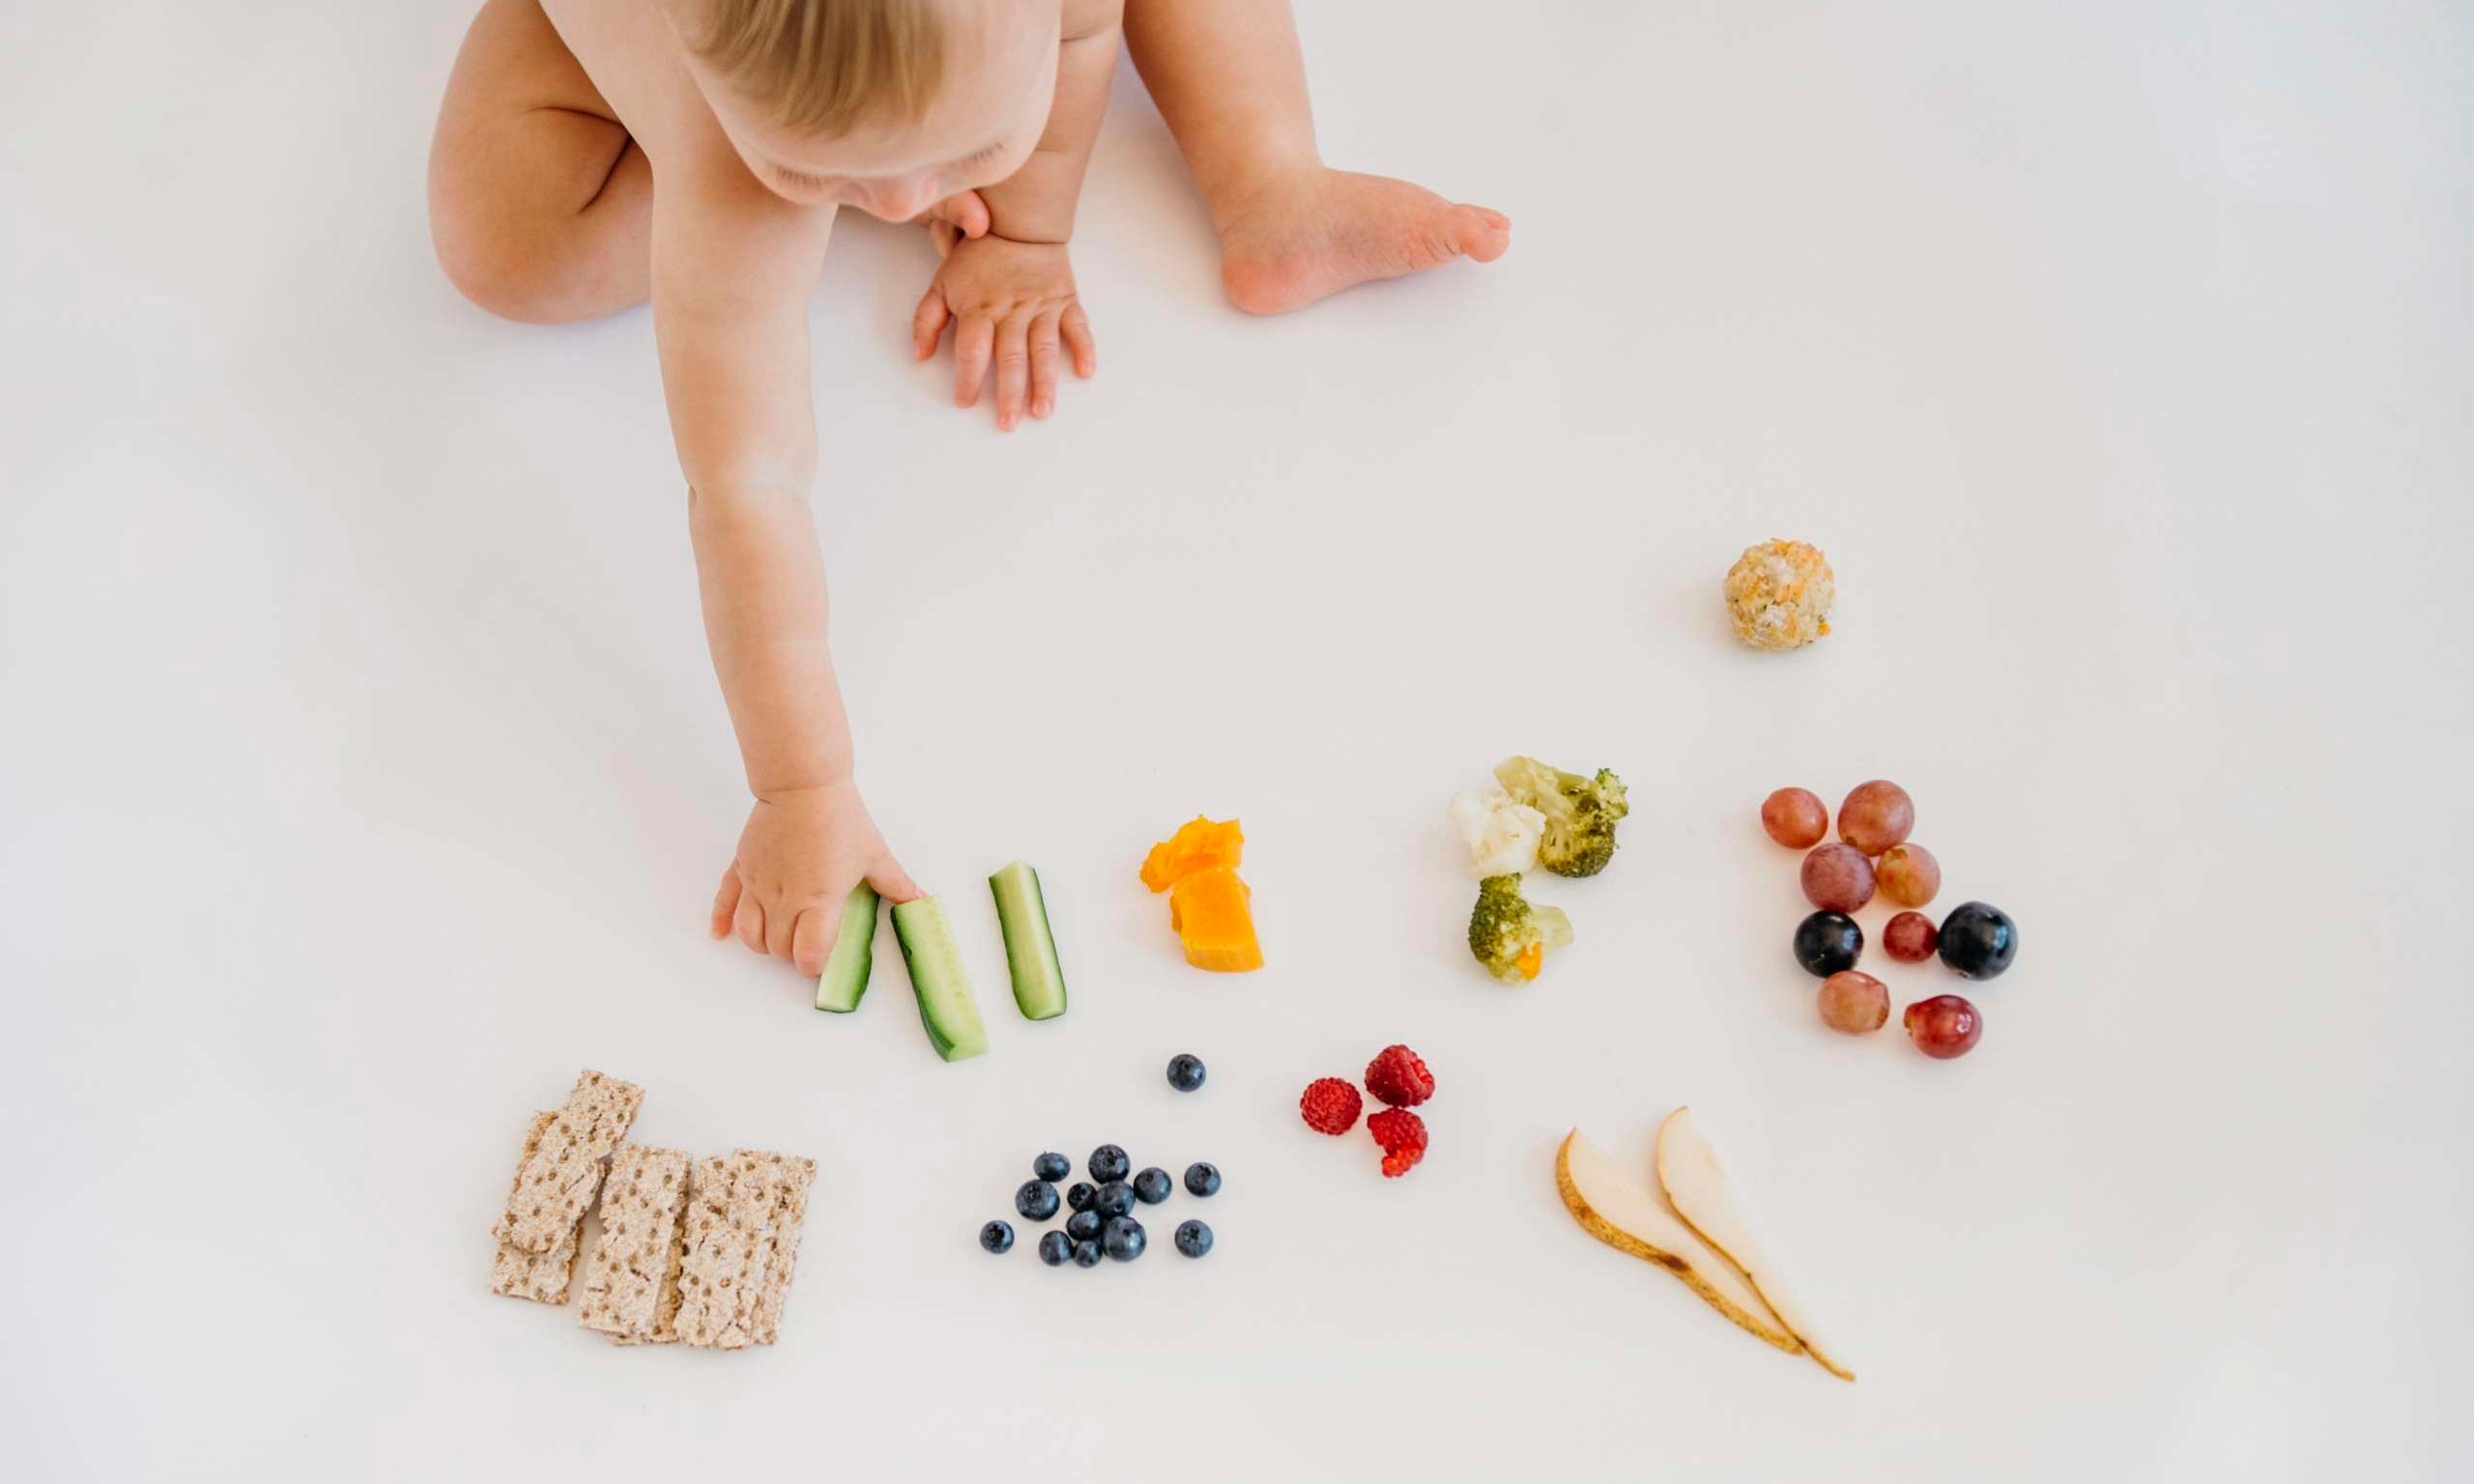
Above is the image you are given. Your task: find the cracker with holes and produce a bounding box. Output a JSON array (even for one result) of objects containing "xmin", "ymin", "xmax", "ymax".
[
  {"xmin": 674, "ymin": 1149, "xmax": 818, "ymax": 1350},
  {"xmin": 500, "ymin": 1069, "xmax": 643, "ymax": 1256},
  {"xmin": 578, "ymin": 1142, "xmax": 692, "ymax": 1343},
  {"xmin": 489, "ymin": 1111, "xmax": 584, "ymax": 1302}
]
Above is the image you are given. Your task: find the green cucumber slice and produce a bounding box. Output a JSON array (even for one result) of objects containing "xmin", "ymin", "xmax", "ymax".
[
  {"xmin": 814, "ymin": 883, "xmax": 881, "ymax": 1013},
  {"xmin": 890, "ymin": 896, "xmax": 989, "ymax": 1062},
  {"xmin": 989, "ymin": 861, "xmax": 1067, "ymax": 1021}
]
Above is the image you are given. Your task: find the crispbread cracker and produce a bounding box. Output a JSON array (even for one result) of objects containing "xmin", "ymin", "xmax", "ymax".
[
  {"xmin": 578, "ymin": 1143, "xmax": 691, "ymax": 1342},
  {"xmin": 675, "ymin": 1150, "xmax": 816, "ymax": 1349},
  {"xmin": 748, "ymin": 1151, "xmax": 816, "ymax": 1346},
  {"xmin": 502, "ymin": 1070, "xmax": 644, "ymax": 1255},
  {"xmin": 489, "ymin": 1112, "xmax": 582, "ymax": 1302}
]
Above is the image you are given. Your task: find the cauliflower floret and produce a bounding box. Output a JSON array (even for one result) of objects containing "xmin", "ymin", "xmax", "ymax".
[{"xmin": 1448, "ymin": 789, "xmax": 1547, "ymax": 878}]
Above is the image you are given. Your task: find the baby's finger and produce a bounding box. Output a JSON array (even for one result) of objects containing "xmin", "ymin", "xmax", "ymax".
[
  {"xmin": 791, "ymin": 905, "xmax": 836, "ymax": 978},
  {"xmin": 953, "ymin": 315, "xmax": 993, "ymax": 408},
  {"xmin": 993, "ymin": 312, "xmax": 1032, "ymax": 430},
  {"xmin": 710, "ymin": 867, "xmax": 742, "ymax": 939},
  {"xmin": 733, "ymin": 891, "xmax": 767, "ymax": 955},
  {"xmin": 1060, "ymin": 301, "xmax": 1097, "ymax": 379},
  {"xmin": 868, "ymin": 858, "xmax": 924, "ymax": 905},
  {"xmin": 912, "ymin": 289, "xmax": 951, "ymax": 361},
  {"xmin": 1027, "ymin": 309, "xmax": 1062, "ymax": 419},
  {"xmin": 765, "ymin": 898, "xmax": 801, "ymax": 962}
]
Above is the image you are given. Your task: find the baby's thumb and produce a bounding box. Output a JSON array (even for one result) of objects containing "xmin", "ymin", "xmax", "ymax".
[{"xmin": 868, "ymin": 859, "xmax": 924, "ymax": 905}]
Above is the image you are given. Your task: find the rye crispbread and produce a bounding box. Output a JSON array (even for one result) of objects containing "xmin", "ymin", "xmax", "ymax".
[{"xmin": 577, "ymin": 1143, "xmax": 691, "ymax": 1343}]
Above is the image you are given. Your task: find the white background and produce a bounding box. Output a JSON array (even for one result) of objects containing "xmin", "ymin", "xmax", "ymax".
[{"xmin": 5, "ymin": 2, "xmax": 2470, "ymax": 1480}]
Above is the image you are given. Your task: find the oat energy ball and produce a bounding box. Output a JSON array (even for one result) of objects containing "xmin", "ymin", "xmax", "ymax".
[{"xmin": 1723, "ymin": 539, "xmax": 1834, "ymax": 650}]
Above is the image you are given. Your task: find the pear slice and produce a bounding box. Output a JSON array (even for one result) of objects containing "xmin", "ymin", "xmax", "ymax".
[
  {"xmin": 1654, "ymin": 1107, "xmax": 1855, "ymax": 1382},
  {"xmin": 1555, "ymin": 1128, "xmax": 1800, "ymax": 1356}
]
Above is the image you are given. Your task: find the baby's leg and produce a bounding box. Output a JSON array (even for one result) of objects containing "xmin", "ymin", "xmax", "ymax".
[
  {"xmin": 428, "ymin": 0, "xmax": 651, "ymax": 323},
  {"xmin": 1123, "ymin": 0, "xmax": 1510, "ymax": 315}
]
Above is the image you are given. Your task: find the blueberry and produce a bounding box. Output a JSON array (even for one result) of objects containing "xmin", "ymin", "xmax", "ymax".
[
  {"xmin": 1102, "ymin": 1216, "xmax": 1147, "ymax": 1262},
  {"xmin": 1072, "ymin": 1240, "xmax": 1103, "ymax": 1268},
  {"xmin": 1793, "ymin": 910, "xmax": 1864, "ymax": 977},
  {"xmin": 1938, "ymin": 901, "xmax": 2018, "ymax": 981},
  {"xmin": 1089, "ymin": 1144, "xmax": 1130, "ymax": 1183},
  {"xmin": 1183, "ymin": 1161, "xmax": 1221, "ymax": 1198},
  {"xmin": 979, "ymin": 1220, "xmax": 1014, "ymax": 1254},
  {"xmin": 1173, "ymin": 1219, "xmax": 1213, "ymax": 1259},
  {"xmin": 1132, "ymin": 1167, "xmax": 1172, "ymax": 1205},
  {"xmin": 1065, "ymin": 1181, "xmax": 1097, "ymax": 1212},
  {"xmin": 1033, "ymin": 1152, "xmax": 1071, "ymax": 1184},
  {"xmin": 1165, "ymin": 1053, "xmax": 1207, "ymax": 1092},
  {"xmin": 1037, "ymin": 1230, "xmax": 1072, "ymax": 1267},
  {"xmin": 1066, "ymin": 1209, "xmax": 1103, "ymax": 1243},
  {"xmin": 1015, "ymin": 1180, "xmax": 1060, "ymax": 1221},
  {"xmin": 1093, "ymin": 1182, "xmax": 1135, "ymax": 1218}
]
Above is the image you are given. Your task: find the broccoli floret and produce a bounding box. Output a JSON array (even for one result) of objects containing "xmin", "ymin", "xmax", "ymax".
[
  {"xmin": 1494, "ymin": 756, "xmax": 1630, "ymax": 877},
  {"xmin": 1468, "ymin": 873, "xmax": 1574, "ymax": 983}
]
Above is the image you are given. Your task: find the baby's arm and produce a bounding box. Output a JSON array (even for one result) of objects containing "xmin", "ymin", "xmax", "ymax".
[
  {"xmin": 912, "ymin": 0, "xmax": 1125, "ymax": 427},
  {"xmin": 653, "ymin": 153, "xmax": 918, "ymax": 973}
]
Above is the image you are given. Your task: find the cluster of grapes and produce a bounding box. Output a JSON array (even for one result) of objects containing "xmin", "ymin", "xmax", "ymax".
[{"xmin": 1761, "ymin": 782, "xmax": 2018, "ymax": 1060}]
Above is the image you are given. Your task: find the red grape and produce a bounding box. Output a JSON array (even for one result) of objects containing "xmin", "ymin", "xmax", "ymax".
[
  {"xmin": 1800, "ymin": 843, "xmax": 1876, "ymax": 912},
  {"xmin": 1817, "ymin": 971, "xmax": 1889, "ymax": 1034},
  {"xmin": 1838, "ymin": 780, "xmax": 1914, "ymax": 855},
  {"xmin": 1761, "ymin": 787, "xmax": 1827, "ymax": 848},
  {"xmin": 1884, "ymin": 911, "xmax": 1939, "ymax": 962},
  {"xmin": 1876, "ymin": 843, "xmax": 1941, "ymax": 907},
  {"xmin": 1904, "ymin": 995, "xmax": 1982, "ymax": 1059}
]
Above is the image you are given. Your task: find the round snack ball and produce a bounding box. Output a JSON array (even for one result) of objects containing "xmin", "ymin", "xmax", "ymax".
[{"xmin": 1723, "ymin": 539, "xmax": 1835, "ymax": 651}]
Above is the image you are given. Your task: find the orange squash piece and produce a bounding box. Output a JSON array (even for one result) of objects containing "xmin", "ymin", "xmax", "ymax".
[
  {"xmin": 1139, "ymin": 816, "xmax": 1245, "ymax": 893},
  {"xmin": 1167, "ymin": 867, "xmax": 1263, "ymax": 972}
]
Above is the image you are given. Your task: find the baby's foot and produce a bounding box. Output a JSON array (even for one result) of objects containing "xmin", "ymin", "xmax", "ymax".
[{"xmin": 1216, "ymin": 167, "xmax": 1510, "ymax": 316}]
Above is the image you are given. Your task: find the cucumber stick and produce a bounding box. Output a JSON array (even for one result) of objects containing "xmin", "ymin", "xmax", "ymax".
[
  {"xmin": 814, "ymin": 884, "xmax": 881, "ymax": 1013},
  {"xmin": 891, "ymin": 896, "xmax": 990, "ymax": 1062},
  {"xmin": 989, "ymin": 861, "xmax": 1067, "ymax": 1021}
]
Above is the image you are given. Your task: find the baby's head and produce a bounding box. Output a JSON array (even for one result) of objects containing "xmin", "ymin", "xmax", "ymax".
[{"xmin": 673, "ymin": 0, "xmax": 1058, "ymax": 219}]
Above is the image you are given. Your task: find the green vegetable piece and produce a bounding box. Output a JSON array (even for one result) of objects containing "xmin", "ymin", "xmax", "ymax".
[
  {"xmin": 891, "ymin": 895, "xmax": 990, "ymax": 1062},
  {"xmin": 989, "ymin": 861, "xmax": 1068, "ymax": 1021},
  {"xmin": 814, "ymin": 883, "xmax": 881, "ymax": 1013}
]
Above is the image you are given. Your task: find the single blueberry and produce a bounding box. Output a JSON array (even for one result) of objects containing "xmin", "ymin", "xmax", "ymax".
[
  {"xmin": 1132, "ymin": 1167, "xmax": 1172, "ymax": 1205},
  {"xmin": 1793, "ymin": 910, "xmax": 1864, "ymax": 978},
  {"xmin": 1938, "ymin": 901, "xmax": 2019, "ymax": 980},
  {"xmin": 1093, "ymin": 1182, "xmax": 1136, "ymax": 1219},
  {"xmin": 1088, "ymin": 1144, "xmax": 1130, "ymax": 1183},
  {"xmin": 1183, "ymin": 1161, "xmax": 1221, "ymax": 1198},
  {"xmin": 1173, "ymin": 1219, "xmax": 1213, "ymax": 1259},
  {"xmin": 1165, "ymin": 1053, "xmax": 1207, "ymax": 1092},
  {"xmin": 1015, "ymin": 1180, "xmax": 1060, "ymax": 1221},
  {"xmin": 1102, "ymin": 1216, "xmax": 1147, "ymax": 1262},
  {"xmin": 1071, "ymin": 1240, "xmax": 1103, "ymax": 1268},
  {"xmin": 1066, "ymin": 1209, "xmax": 1103, "ymax": 1243},
  {"xmin": 979, "ymin": 1220, "xmax": 1014, "ymax": 1255},
  {"xmin": 1065, "ymin": 1181, "xmax": 1097, "ymax": 1212},
  {"xmin": 1033, "ymin": 1152, "xmax": 1072, "ymax": 1184},
  {"xmin": 1037, "ymin": 1230, "xmax": 1072, "ymax": 1267}
]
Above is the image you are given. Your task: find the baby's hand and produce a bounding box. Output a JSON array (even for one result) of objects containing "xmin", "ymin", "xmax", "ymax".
[
  {"xmin": 709, "ymin": 782, "xmax": 920, "ymax": 977},
  {"xmin": 911, "ymin": 233, "xmax": 1096, "ymax": 430}
]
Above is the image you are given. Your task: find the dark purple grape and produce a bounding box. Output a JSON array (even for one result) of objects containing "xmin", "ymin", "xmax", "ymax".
[
  {"xmin": 1938, "ymin": 902, "xmax": 2017, "ymax": 980},
  {"xmin": 1793, "ymin": 911, "xmax": 1863, "ymax": 977}
]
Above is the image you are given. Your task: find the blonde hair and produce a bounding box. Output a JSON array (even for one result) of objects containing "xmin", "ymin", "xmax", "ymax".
[{"xmin": 692, "ymin": 0, "xmax": 949, "ymax": 134}]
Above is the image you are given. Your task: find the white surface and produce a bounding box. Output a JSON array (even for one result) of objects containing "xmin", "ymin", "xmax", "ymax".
[{"xmin": 4, "ymin": 2, "xmax": 2470, "ymax": 1479}]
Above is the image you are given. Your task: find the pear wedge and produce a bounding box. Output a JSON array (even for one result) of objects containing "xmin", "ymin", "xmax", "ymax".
[
  {"xmin": 1555, "ymin": 1128, "xmax": 1801, "ymax": 1356},
  {"xmin": 1654, "ymin": 1107, "xmax": 1854, "ymax": 1382}
]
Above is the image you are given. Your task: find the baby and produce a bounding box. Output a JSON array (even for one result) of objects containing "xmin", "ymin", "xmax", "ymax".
[{"xmin": 427, "ymin": 0, "xmax": 1510, "ymax": 976}]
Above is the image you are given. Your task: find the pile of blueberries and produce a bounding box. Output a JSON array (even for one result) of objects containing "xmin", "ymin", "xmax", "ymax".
[{"xmin": 977, "ymin": 1054, "xmax": 1218, "ymax": 1268}]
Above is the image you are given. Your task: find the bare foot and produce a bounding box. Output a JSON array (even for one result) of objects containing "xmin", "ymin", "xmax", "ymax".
[{"xmin": 1215, "ymin": 168, "xmax": 1511, "ymax": 316}]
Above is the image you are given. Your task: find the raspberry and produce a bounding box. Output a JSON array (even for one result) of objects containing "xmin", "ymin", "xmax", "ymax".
[
  {"xmin": 1363, "ymin": 1044, "xmax": 1435, "ymax": 1108},
  {"xmin": 1367, "ymin": 1107, "xmax": 1427, "ymax": 1177},
  {"xmin": 1298, "ymin": 1077, "xmax": 1363, "ymax": 1135}
]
